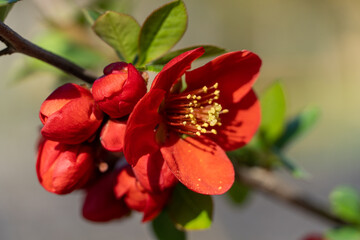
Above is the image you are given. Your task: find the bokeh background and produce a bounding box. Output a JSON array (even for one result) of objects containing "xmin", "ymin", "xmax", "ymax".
[{"xmin": 1, "ymin": 0, "xmax": 360, "ymax": 239}]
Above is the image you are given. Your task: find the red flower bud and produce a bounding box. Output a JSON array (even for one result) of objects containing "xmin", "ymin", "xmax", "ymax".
[
  {"xmin": 114, "ymin": 166, "xmax": 171, "ymax": 222},
  {"xmin": 100, "ymin": 119, "xmax": 126, "ymax": 152},
  {"xmin": 92, "ymin": 62, "xmax": 147, "ymax": 118},
  {"xmin": 40, "ymin": 83, "xmax": 104, "ymax": 144},
  {"xmin": 36, "ymin": 139, "xmax": 95, "ymax": 194},
  {"xmin": 302, "ymin": 234, "xmax": 324, "ymax": 240},
  {"xmin": 82, "ymin": 171, "xmax": 130, "ymax": 222}
]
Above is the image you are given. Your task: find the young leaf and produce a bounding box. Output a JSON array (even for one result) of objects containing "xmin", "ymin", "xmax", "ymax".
[
  {"xmin": 0, "ymin": 0, "xmax": 19, "ymax": 7},
  {"xmin": 82, "ymin": 9, "xmax": 102, "ymax": 25},
  {"xmin": 330, "ymin": 186, "xmax": 360, "ymax": 224},
  {"xmin": 326, "ymin": 227, "xmax": 360, "ymax": 240},
  {"xmin": 151, "ymin": 211, "xmax": 186, "ymax": 240},
  {"xmin": 272, "ymin": 148, "xmax": 309, "ymax": 178},
  {"xmin": 138, "ymin": 0, "xmax": 187, "ymax": 65},
  {"xmin": 167, "ymin": 184, "xmax": 213, "ymax": 230},
  {"xmin": 144, "ymin": 64, "xmax": 164, "ymax": 72},
  {"xmin": 93, "ymin": 11, "xmax": 140, "ymax": 63},
  {"xmin": 152, "ymin": 45, "xmax": 226, "ymax": 65},
  {"xmin": 259, "ymin": 81, "xmax": 286, "ymax": 144},
  {"xmin": 275, "ymin": 106, "xmax": 320, "ymax": 149}
]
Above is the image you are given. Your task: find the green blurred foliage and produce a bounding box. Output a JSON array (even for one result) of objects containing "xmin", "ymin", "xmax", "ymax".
[
  {"xmin": 330, "ymin": 186, "xmax": 360, "ymax": 225},
  {"xmin": 326, "ymin": 227, "xmax": 360, "ymax": 240},
  {"xmin": 151, "ymin": 211, "xmax": 187, "ymax": 240}
]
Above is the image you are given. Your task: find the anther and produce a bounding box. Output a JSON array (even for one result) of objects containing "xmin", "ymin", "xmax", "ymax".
[{"xmin": 211, "ymin": 129, "xmax": 217, "ymax": 134}]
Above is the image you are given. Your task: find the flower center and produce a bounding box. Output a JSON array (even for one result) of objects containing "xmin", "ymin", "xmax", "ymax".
[{"xmin": 163, "ymin": 83, "xmax": 229, "ymax": 137}]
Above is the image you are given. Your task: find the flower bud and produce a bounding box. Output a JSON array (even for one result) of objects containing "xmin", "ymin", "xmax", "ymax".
[
  {"xmin": 36, "ymin": 139, "xmax": 95, "ymax": 194},
  {"xmin": 40, "ymin": 83, "xmax": 104, "ymax": 144},
  {"xmin": 92, "ymin": 62, "xmax": 147, "ymax": 118},
  {"xmin": 82, "ymin": 171, "xmax": 130, "ymax": 222},
  {"xmin": 100, "ymin": 119, "xmax": 126, "ymax": 152},
  {"xmin": 114, "ymin": 166, "xmax": 171, "ymax": 222}
]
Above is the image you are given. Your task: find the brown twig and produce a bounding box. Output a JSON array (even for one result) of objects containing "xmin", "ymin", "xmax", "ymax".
[
  {"xmin": 0, "ymin": 21, "xmax": 97, "ymax": 83},
  {"xmin": 236, "ymin": 166, "xmax": 347, "ymax": 226}
]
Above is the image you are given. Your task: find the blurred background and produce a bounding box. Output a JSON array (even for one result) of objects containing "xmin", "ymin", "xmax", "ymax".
[{"xmin": 1, "ymin": 0, "xmax": 360, "ymax": 239}]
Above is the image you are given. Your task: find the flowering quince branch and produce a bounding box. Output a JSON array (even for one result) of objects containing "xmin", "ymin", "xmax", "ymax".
[
  {"xmin": 3, "ymin": 0, "xmax": 353, "ymax": 237},
  {"xmin": 235, "ymin": 166, "xmax": 347, "ymax": 226},
  {"xmin": 0, "ymin": 21, "xmax": 97, "ymax": 83}
]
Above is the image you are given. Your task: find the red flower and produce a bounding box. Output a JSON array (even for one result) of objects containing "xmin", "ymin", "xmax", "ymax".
[
  {"xmin": 114, "ymin": 166, "xmax": 171, "ymax": 222},
  {"xmin": 124, "ymin": 47, "xmax": 261, "ymax": 195},
  {"xmin": 92, "ymin": 62, "xmax": 147, "ymax": 118},
  {"xmin": 36, "ymin": 139, "xmax": 95, "ymax": 194},
  {"xmin": 40, "ymin": 83, "xmax": 104, "ymax": 144}
]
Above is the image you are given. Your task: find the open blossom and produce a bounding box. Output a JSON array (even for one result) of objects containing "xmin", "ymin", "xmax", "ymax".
[
  {"xmin": 40, "ymin": 83, "xmax": 103, "ymax": 144},
  {"xmin": 36, "ymin": 139, "xmax": 95, "ymax": 194},
  {"xmin": 124, "ymin": 47, "xmax": 261, "ymax": 195},
  {"xmin": 92, "ymin": 62, "xmax": 147, "ymax": 118}
]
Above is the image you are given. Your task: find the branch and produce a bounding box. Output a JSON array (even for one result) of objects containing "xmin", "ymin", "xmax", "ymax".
[
  {"xmin": 236, "ymin": 166, "xmax": 347, "ymax": 226},
  {"xmin": 0, "ymin": 21, "xmax": 97, "ymax": 83}
]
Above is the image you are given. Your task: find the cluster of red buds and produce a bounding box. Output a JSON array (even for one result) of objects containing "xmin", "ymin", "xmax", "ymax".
[
  {"xmin": 36, "ymin": 62, "xmax": 169, "ymax": 222},
  {"xmin": 36, "ymin": 47, "xmax": 262, "ymax": 223}
]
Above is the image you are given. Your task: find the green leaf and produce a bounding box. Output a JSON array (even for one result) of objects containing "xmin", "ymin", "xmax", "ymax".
[
  {"xmin": 330, "ymin": 186, "xmax": 360, "ymax": 224},
  {"xmin": 272, "ymin": 148, "xmax": 309, "ymax": 178},
  {"xmin": 0, "ymin": 0, "xmax": 19, "ymax": 7},
  {"xmin": 167, "ymin": 184, "xmax": 213, "ymax": 230},
  {"xmin": 275, "ymin": 106, "xmax": 320, "ymax": 149},
  {"xmin": 138, "ymin": 0, "xmax": 187, "ymax": 65},
  {"xmin": 144, "ymin": 64, "xmax": 164, "ymax": 72},
  {"xmin": 152, "ymin": 45, "xmax": 226, "ymax": 65},
  {"xmin": 82, "ymin": 9, "xmax": 102, "ymax": 25},
  {"xmin": 227, "ymin": 181, "xmax": 251, "ymax": 205},
  {"xmin": 260, "ymin": 81, "xmax": 286, "ymax": 144},
  {"xmin": 326, "ymin": 227, "xmax": 360, "ymax": 240},
  {"xmin": 151, "ymin": 211, "xmax": 186, "ymax": 240},
  {"xmin": 93, "ymin": 11, "xmax": 140, "ymax": 63}
]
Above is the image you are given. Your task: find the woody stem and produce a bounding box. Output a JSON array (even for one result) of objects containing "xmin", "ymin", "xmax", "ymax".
[
  {"xmin": 236, "ymin": 166, "xmax": 346, "ymax": 226},
  {"xmin": 0, "ymin": 21, "xmax": 97, "ymax": 83}
]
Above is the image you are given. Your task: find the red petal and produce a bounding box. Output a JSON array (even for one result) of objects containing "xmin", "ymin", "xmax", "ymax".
[
  {"xmin": 160, "ymin": 134, "xmax": 234, "ymax": 195},
  {"xmin": 142, "ymin": 190, "xmax": 171, "ymax": 222},
  {"xmin": 151, "ymin": 47, "xmax": 204, "ymax": 91},
  {"xmin": 132, "ymin": 150, "xmax": 178, "ymax": 193},
  {"xmin": 100, "ymin": 119, "xmax": 126, "ymax": 152},
  {"xmin": 185, "ymin": 51, "xmax": 261, "ymax": 103},
  {"xmin": 39, "ymin": 83, "xmax": 83, "ymax": 124},
  {"xmin": 124, "ymin": 88, "xmax": 165, "ymax": 166},
  {"xmin": 209, "ymin": 90, "xmax": 261, "ymax": 151},
  {"xmin": 114, "ymin": 166, "xmax": 137, "ymax": 199},
  {"xmin": 82, "ymin": 172, "xmax": 130, "ymax": 222},
  {"xmin": 41, "ymin": 88, "xmax": 103, "ymax": 144}
]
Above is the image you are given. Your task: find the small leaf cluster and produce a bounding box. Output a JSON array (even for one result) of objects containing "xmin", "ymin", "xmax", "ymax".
[{"xmin": 326, "ymin": 186, "xmax": 360, "ymax": 240}]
